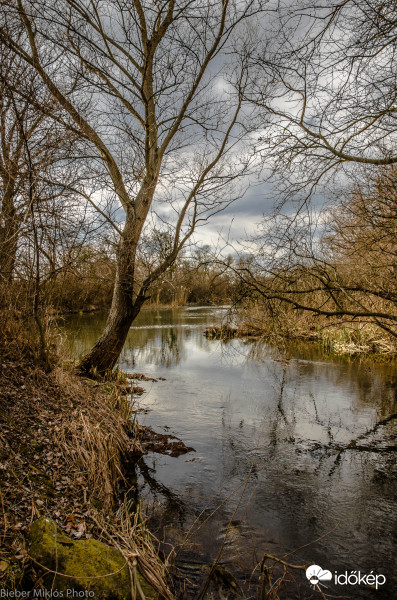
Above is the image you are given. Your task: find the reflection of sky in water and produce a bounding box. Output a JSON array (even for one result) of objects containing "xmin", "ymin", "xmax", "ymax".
[{"xmin": 62, "ymin": 307, "xmax": 397, "ymax": 599}]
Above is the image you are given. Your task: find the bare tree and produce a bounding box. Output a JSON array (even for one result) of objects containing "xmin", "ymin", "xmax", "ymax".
[
  {"xmin": 245, "ymin": 0, "xmax": 397, "ymax": 199},
  {"xmin": 232, "ymin": 166, "xmax": 397, "ymax": 342},
  {"xmin": 221, "ymin": 0, "xmax": 397, "ymax": 342},
  {"xmin": 1, "ymin": 32, "xmax": 114, "ymax": 367},
  {"xmin": 1, "ymin": 0, "xmax": 264, "ymax": 375},
  {"xmin": 0, "ymin": 34, "xmax": 96, "ymax": 316},
  {"xmin": 0, "ymin": 42, "xmax": 52, "ymax": 284}
]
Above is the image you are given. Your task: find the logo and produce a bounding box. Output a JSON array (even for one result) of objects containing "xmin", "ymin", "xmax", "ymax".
[
  {"xmin": 306, "ymin": 565, "xmax": 332, "ymax": 587},
  {"xmin": 305, "ymin": 564, "xmax": 386, "ymax": 590}
]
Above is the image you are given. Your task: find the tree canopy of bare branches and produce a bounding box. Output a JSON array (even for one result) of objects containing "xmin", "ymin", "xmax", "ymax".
[{"xmin": 246, "ymin": 0, "xmax": 397, "ymax": 199}]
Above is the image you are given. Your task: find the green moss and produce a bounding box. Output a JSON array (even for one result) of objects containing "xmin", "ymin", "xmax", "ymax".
[
  {"xmin": 30, "ymin": 518, "xmax": 157, "ymax": 599},
  {"xmin": 0, "ymin": 558, "xmax": 23, "ymax": 589},
  {"xmin": 90, "ymin": 497, "xmax": 104, "ymax": 510},
  {"xmin": 30, "ymin": 439, "xmax": 44, "ymax": 451}
]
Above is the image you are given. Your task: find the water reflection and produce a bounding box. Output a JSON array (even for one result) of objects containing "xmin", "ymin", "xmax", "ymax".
[
  {"xmin": 62, "ymin": 307, "xmax": 397, "ymax": 599},
  {"xmin": 62, "ymin": 306, "xmax": 227, "ymax": 369}
]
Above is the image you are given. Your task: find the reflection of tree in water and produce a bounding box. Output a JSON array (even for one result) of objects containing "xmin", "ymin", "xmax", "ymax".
[
  {"xmin": 59, "ymin": 313, "xmax": 109, "ymax": 357},
  {"xmin": 137, "ymin": 458, "xmax": 187, "ymax": 526},
  {"xmin": 62, "ymin": 306, "xmax": 224, "ymax": 368},
  {"xmin": 224, "ymin": 337, "xmax": 397, "ymax": 437},
  {"xmin": 296, "ymin": 342, "xmax": 397, "ymax": 414},
  {"xmin": 217, "ymin": 343, "xmax": 397, "ymax": 483},
  {"xmin": 121, "ymin": 319, "xmax": 219, "ymax": 369},
  {"xmin": 216, "ymin": 364, "xmax": 397, "ymax": 589},
  {"xmin": 121, "ymin": 327, "xmax": 186, "ymax": 368}
]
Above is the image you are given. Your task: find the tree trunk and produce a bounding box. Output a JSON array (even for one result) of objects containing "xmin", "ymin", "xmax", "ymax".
[
  {"xmin": 76, "ymin": 288, "xmax": 139, "ymax": 376},
  {"xmin": 76, "ymin": 180, "xmax": 155, "ymax": 377},
  {"xmin": 0, "ymin": 185, "xmax": 18, "ymax": 284},
  {"xmin": 76, "ymin": 216, "xmax": 139, "ymax": 376}
]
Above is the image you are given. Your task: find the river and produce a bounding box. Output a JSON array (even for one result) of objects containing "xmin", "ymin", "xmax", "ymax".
[{"xmin": 62, "ymin": 306, "xmax": 397, "ymax": 600}]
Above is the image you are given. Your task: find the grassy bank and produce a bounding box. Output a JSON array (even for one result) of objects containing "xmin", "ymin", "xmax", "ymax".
[
  {"xmin": 0, "ymin": 312, "xmax": 172, "ymax": 597},
  {"xmin": 209, "ymin": 303, "xmax": 397, "ymax": 359}
]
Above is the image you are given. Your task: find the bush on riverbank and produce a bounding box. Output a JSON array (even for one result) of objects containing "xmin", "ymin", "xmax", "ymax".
[
  {"xmin": 228, "ymin": 301, "xmax": 397, "ymax": 358},
  {"xmin": 0, "ymin": 311, "xmax": 171, "ymax": 597}
]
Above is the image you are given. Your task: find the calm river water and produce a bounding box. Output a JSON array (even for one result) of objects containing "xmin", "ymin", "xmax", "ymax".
[{"xmin": 62, "ymin": 306, "xmax": 397, "ymax": 600}]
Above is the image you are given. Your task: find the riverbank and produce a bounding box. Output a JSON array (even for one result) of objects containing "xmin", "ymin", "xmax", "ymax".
[
  {"xmin": 50, "ymin": 301, "xmax": 226, "ymax": 318},
  {"xmin": 0, "ymin": 314, "xmax": 172, "ymax": 597},
  {"xmin": 207, "ymin": 306, "xmax": 397, "ymax": 359}
]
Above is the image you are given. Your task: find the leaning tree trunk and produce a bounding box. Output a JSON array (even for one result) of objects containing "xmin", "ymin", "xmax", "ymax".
[
  {"xmin": 76, "ymin": 283, "xmax": 139, "ymax": 376},
  {"xmin": 76, "ymin": 176, "xmax": 157, "ymax": 377},
  {"xmin": 76, "ymin": 213, "xmax": 141, "ymax": 377}
]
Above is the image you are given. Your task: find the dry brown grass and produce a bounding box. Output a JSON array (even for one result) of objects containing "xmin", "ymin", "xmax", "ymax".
[
  {"xmin": 90, "ymin": 501, "xmax": 175, "ymax": 600},
  {"xmin": 320, "ymin": 324, "xmax": 397, "ymax": 356},
  {"xmin": 52, "ymin": 371, "xmax": 175, "ymax": 598},
  {"xmin": 236, "ymin": 302, "xmax": 320, "ymax": 342},
  {"xmin": 236, "ymin": 302, "xmax": 397, "ymax": 358},
  {"xmin": 54, "ymin": 368, "xmax": 134, "ymax": 512}
]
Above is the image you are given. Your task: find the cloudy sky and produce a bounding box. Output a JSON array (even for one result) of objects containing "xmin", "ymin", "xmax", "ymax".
[{"xmin": 190, "ymin": 181, "xmax": 274, "ymax": 250}]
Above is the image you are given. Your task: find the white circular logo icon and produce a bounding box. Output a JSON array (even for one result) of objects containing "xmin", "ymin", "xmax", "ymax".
[{"xmin": 306, "ymin": 565, "xmax": 332, "ymax": 586}]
